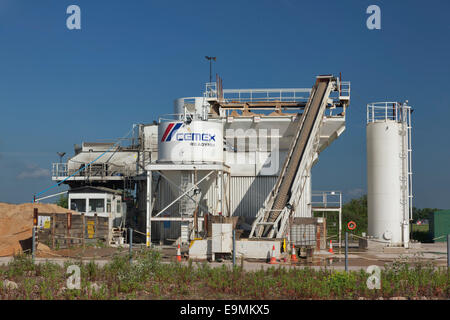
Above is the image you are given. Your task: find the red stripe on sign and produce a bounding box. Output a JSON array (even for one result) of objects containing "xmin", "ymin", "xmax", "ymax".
[{"xmin": 161, "ymin": 123, "xmax": 174, "ymax": 142}]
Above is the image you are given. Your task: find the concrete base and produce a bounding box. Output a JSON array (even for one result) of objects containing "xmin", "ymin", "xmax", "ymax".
[
  {"xmin": 235, "ymin": 240, "xmax": 281, "ymax": 260},
  {"xmin": 383, "ymin": 246, "xmax": 408, "ymax": 254},
  {"xmin": 408, "ymin": 241, "xmax": 422, "ymax": 249},
  {"xmin": 189, "ymin": 240, "xmax": 211, "ymax": 260},
  {"xmin": 366, "ymin": 240, "xmax": 388, "ymax": 251},
  {"xmin": 188, "ymin": 238, "xmax": 282, "ymax": 260}
]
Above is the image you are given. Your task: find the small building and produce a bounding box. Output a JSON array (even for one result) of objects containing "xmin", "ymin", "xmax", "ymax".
[
  {"xmin": 68, "ymin": 186, "xmax": 125, "ymax": 229},
  {"xmin": 429, "ymin": 210, "xmax": 450, "ymax": 242}
]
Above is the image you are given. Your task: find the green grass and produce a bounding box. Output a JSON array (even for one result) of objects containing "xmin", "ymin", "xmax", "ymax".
[
  {"xmin": 411, "ymin": 224, "xmax": 431, "ymax": 243},
  {"xmin": 412, "ymin": 224, "xmax": 429, "ymax": 233},
  {"xmin": 0, "ymin": 251, "xmax": 448, "ymax": 300}
]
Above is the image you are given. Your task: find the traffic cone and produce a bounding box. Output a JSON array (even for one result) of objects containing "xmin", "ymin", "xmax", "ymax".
[
  {"xmin": 176, "ymin": 243, "xmax": 182, "ymax": 262},
  {"xmin": 290, "ymin": 244, "xmax": 298, "ymax": 263},
  {"xmin": 328, "ymin": 240, "xmax": 334, "ymax": 254},
  {"xmin": 269, "ymin": 245, "xmax": 278, "ymax": 264}
]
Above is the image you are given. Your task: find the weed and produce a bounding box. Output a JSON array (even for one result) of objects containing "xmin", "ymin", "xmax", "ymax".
[{"xmin": 6, "ymin": 253, "xmax": 35, "ymax": 278}]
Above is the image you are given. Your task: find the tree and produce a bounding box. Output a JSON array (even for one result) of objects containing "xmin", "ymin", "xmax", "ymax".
[
  {"xmin": 315, "ymin": 195, "xmax": 368, "ymax": 236},
  {"xmin": 56, "ymin": 194, "xmax": 68, "ymax": 209},
  {"xmin": 412, "ymin": 207, "xmax": 439, "ymax": 223},
  {"xmin": 341, "ymin": 195, "xmax": 368, "ymax": 235}
]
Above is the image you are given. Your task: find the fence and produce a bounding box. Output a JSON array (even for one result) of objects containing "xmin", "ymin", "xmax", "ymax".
[{"xmin": 35, "ymin": 209, "xmax": 110, "ymax": 249}]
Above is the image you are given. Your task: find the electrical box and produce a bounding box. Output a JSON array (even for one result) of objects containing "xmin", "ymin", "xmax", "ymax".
[
  {"xmin": 211, "ymin": 223, "xmax": 232, "ymax": 253},
  {"xmin": 181, "ymin": 222, "xmax": 190, "ymax": 245}
]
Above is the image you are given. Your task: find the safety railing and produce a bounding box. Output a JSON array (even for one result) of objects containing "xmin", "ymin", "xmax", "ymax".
[
  {"xmin": 204, "ymin": 81, "xmax": 312, "ymax": 103},
  {"xmin": 158, "ymin": 113, "xmax": 204, "ymax": 123},
  {"xmin": 52, "ymin": 162, "xmax": 137, "ymax": 178},
  {"xmin": 367, "ymin": 102, "xmax": 411, "ymax": 123},
  {"xmin": 310, "ymin": 191, "xmax": 342, "ymax": 209},
  {"xmin": 205, "ymin": 82, "xmax": 217, "ymax": 99},
  {"xmin": 52, "ymin": 163, "xmax": 68, "ymax": 177},
  {"xmin": 339, "ymin": 81, "xmax": 351, "ymax": 99},
  {"xmin": 221, "ymin": 88, "xmax": 311, "ymax": 103}
]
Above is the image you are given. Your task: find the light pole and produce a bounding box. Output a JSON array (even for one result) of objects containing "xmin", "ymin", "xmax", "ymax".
[
  {"xmin": 205, "ymin": 56, "xmax": 216, "ymax": 83},
  {"xmin": 57, "ymin": 152, "xmax": 66, "ymax": 176},
  {"xmin": 57, "ymin": 152, "xmax": 66, "ymax": 163}
]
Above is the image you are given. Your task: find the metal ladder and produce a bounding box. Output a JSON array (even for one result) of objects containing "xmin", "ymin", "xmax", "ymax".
[
  {"xmin": 399, "ymin": 104, "xmax": 413, "ymax": 221},
  {"xmin": 179, "ymin": 172, "xmax": 191, "ymax": 216}
]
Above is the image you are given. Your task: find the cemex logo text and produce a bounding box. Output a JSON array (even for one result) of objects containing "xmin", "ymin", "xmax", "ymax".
[
  {"xmin": 176, "ymin": 133, "xmax": 216, "ymax": 142},
  {"xmin": 161, "ymin": 123, "xmax": 216, "ymax": 142}
]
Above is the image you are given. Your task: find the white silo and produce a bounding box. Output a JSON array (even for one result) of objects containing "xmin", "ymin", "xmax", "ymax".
[
  {"xmin": 149, "ymin": 108, "xmax": 227, "ymax": 244},
  {"xmin": 158, "ymin": 120, "xmax": 224, "ymax": 164},
  {"xmin": 367, "ymin": 102, "xmax": 412, "ymax": 247}
]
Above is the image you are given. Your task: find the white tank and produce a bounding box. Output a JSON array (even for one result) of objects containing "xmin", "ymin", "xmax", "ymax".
[
  {"xmin": 174, "ymin": 97, "xmax": 208, "ymax": 118},
  {"xmin": 367, "ymin": 120, "xmax": 403, "ymax": 244},
  {"xmin": 158, "ymin": 120, "xmax": 224, "ymax": 163}
]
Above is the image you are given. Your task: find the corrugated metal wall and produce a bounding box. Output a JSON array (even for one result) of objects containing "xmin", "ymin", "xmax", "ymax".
[
  {"xmin": 292, "ymin": 174, "xmax": 312, "ymax": 218},
  {"xmin": 230, "ymin": 176, "xmax": 277, "ymax": 219},
  {"xmin": 152, "ymin": 175, "xmax": 277, "ymax": 240}
]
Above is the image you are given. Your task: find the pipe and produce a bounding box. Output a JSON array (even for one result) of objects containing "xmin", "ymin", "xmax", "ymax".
[
  {"xmin": 32, "ymin": 226, "xmax": 36, "ymax": 263},
  {"xmin": 146, "ymin": 171, "xmax": 152, "ymax": 247},
  {"xmin": 345, "ymin": 232, "xmax": 348, "ymax": 272},
  {"xmin": 129, "ymin": 228, "xmax": 133, "ymax": 263},
  {"xmin": 232, "ymin": 229, "xmax": 236, "ymax": 267},
  {"xmin": 447, "ymin": 234, "xmax": 449, "ymax": 269}
]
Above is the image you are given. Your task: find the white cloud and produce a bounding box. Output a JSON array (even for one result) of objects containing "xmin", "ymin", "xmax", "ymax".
[{"xmin": 17, "ymin": 164, "xmax": 50, "ymax": 180}]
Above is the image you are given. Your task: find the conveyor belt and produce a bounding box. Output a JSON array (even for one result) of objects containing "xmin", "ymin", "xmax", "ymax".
[{"xmin": 259, "ymin": 76, "xmax": 332, "ymax": 237}]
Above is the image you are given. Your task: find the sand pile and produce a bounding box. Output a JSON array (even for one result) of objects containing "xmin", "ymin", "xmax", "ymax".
[{"xmin": 0, "ymin": 202, "xmax": 75, "ymax": 257}]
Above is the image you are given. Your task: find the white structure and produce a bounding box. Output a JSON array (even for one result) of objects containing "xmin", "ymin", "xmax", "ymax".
[
  {"xmin": 367, "ymin": 102, "xmax": 412, "ymax": 247},
  {"xmin": 145, "ymin": 75, "xmax": 350, "ymax": 246},
  {"xmin": 146, "ymin": 113, "xmax": 231, "ymax": 246},
  {"xmin": 158, "ymin": 119, "xmax": 224, "ymax": 163},
  {"xmin": 68, "ymin": 186, "xmax": 126, "ymax": 228},
  {"xmin": 51, "ymin": 74, "xmax": 351, "ymax": 251}
]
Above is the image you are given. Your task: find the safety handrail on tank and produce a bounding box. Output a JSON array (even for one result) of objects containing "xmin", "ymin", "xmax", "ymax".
[
  {"xmin": 158, "ymin": 113, "xmax": 205, "ymax": 123},
  {"xmin": 367, "ymin": 102, "xmax": 411, "ymax": 123}
]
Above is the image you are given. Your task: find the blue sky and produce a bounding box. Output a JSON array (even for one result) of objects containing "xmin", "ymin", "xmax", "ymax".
[{"xmin": 0, "ymin": 0, "xmax": 449, "ymax": 208}]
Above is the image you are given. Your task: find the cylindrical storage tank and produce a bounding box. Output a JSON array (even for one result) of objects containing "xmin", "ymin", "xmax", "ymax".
[
  {"xmin": 173, "ymin": 98, "xmax": 186, "ymax": 115},
  {"xmin": 367, "ymin": 120, "xmax": 403, "ymax": 245},
  {"xmin": 173, "ymin": 97, "xmax": 206, "ymax": 117},
  {"xmin": 158, "ymin": 120, "xmax": 224, "ymax": 163}
]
